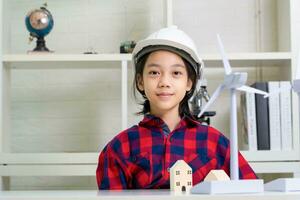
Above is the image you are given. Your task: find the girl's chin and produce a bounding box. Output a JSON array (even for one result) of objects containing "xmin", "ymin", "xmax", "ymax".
[{"xmin": 152, "ymin": 104, "xmax": 179, "ymax": 112}]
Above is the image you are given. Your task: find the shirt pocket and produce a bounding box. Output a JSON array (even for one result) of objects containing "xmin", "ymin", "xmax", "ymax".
[
  {"xmin": 186, "ymin": 153, "xmax": 218, "ymax": 185},
  {"xmin": 127, "ymin": 152, "xmax": 152, "ymax": 188}
]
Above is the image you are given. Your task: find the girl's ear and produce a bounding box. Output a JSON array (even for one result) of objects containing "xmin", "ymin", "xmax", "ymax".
[
  {"xmin": 137, "ymin": 75, "xmax": 144, "ymax": 91},
  {"xmin": 186, "ymin": 79, "xmax": 193, "ymax": 92}
]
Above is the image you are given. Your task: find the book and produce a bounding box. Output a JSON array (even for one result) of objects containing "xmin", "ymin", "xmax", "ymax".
[
  {"xmin": 279, "ymin": 81, "xmax": 293, "ymax": 151},
  {"xmin": 251, "ymin": 82, "xmax": 270, "ymax": 150},
  {"xmin": 268, "ymin": 81, "xmax": 281, "ymax": 150},
  {"xmin": 241, "ymin": 92, "xmax": 258, "ymax": 151}
]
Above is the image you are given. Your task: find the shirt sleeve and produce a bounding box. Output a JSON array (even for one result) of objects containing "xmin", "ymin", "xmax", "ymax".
[
  {"xmin": 208, "ymin": 126, "xmax": 258, "ymax": 179},
  {"xmin": 223, "ymin": 147, "xmax": 258, "ymax": 179},
  {"xmin": 96, "ymin": 143, "xmax": 131, "ymax": 190}
]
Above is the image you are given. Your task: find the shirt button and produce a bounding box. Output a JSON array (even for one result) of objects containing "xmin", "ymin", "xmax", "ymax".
[
  {"xmin": 131, "ymin": 156, "xmax": 136, "ymax": 162},
  {"xmin": 169, "ymin": 137, "xmax": 173, "ymax": 142},
  {"xmin": 167, "ymin": 167, "xmax": 170, "ymax": 172}
]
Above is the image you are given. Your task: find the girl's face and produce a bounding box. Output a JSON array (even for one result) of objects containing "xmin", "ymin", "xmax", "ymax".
[{"xmin": 138, "ymin": 50, "xmax": 192, "ymax": 116}]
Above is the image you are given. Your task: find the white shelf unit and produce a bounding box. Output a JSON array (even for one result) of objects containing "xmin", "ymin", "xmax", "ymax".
[
  {"xmin": 0, "ymin": 55, "xmax": 131, "ymax": 180},
  {"xmin": 0, "ymin": 52, "xmax": 298, "ymax": 173},
  {"xmin": 0, "ymin": 0, "xmax": 300, "ymax": 190}
]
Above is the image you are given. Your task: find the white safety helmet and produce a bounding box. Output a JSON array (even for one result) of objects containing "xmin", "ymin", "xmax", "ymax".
[{"xmin": 132, "ymin": 26, "xmax": 203, "ymax": 78}]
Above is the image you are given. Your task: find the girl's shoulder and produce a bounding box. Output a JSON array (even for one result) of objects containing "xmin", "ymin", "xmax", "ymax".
[
  {"xmin": 206, "ymin": 125, "xmax": 230, "ymax": 147},
  {"xmin": 190, "ymin": 122, "xmax": 226, "ymax": 138},
  {"xmin": 101, "ymin": 125, "xmax": 139, "ymax": 156},
  {"xmin": 106, "ymin": 125, "xmax": 139, "ymax": 146},
  {"xmin": 190, "ymin": 121, "xmax": 229, "ymax": 144}
]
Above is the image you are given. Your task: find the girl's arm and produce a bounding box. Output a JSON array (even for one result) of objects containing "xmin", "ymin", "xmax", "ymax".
[
  {"xmin": 222, "ymin": 147, "xmax": 258, "ymax": 179},
  {"xmin": 96, "ymin": 145, "xmax": 131, "ymax": 189},
  {"xmin": 208, "ymin": 126, "xmax": 258, "ymax": 179}
]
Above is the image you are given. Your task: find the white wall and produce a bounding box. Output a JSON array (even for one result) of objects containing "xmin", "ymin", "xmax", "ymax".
[{"xmin": 3, "ymin": 0, "xmax": 286, "ymax": 190}]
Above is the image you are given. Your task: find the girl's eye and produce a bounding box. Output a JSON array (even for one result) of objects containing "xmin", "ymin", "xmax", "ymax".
[
  {"xmin": 149, "ymin": 71, "xmax": 160, "ymax": 76},
  {"xmin": 173, "ymin": 71, "xmax": 183, "ymax": 76}
]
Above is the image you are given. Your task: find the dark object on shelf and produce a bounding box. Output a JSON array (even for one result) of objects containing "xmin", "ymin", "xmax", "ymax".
[
  {"xmin": 120, "ymin": 41, "xmax": 136, "ymax": 53},
  {"xmin": 190, "ymin": 79, "xmax": 216, "ymax": 125},
  {"xmin": 251, "ymin": 82, "xmax": 270, "ymax": 150},
  {"xmin": 25, "ymin": 3, "xmax": 54, "ymax": 53},
  {"xmin": 33, "ymin": 36, "xmax": 49, "ymax": 51},
  {"xmin": 194, "ymin": 111, "xmax": 216, "ymax": 125},
  {"xmin": 84, "ymin": 47, "xmax": 98, "ymax": 54},
  {"xmin": 84, "ymin": 52, "xmax": 98, "ymax": 54}
]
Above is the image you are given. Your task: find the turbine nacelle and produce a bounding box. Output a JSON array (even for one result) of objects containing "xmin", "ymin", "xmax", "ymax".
[{"xmin": 224, "ymin": 72, "xmax": 247, "ymax": 89}]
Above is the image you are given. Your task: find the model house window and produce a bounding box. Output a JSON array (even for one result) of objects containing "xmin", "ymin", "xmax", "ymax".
[
  {"xmin": 187, "ymin": 181, "xmax": 192, "ymax": 186},
  {"xmin": 176, "ymin": 182, "xmax": 180, "ymax": 186},
  {"xmin": 176, "ymin": 171, "xmax": 180, "ymax": 175},
  {"xmin": 187, "ymin": 170, "xmax": 192, "ymax": 174}
]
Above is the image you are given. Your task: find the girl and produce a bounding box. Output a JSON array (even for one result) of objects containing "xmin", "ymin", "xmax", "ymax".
[{"xmin": 96, "ymin": 26, "xmax": 257, "ymax": 190}]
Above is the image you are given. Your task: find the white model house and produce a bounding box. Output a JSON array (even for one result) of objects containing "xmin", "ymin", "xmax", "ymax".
[
  {"xmin": 204, "ymin": 169, "xmax": 230, "ymax": 181},
  {"xmin": 170, "ymin": 160, "xmax": 193, "ymax": 193}
]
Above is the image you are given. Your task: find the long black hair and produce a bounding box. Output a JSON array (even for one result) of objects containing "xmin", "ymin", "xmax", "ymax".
[{"xmin": 133, "ymin": 48, "xmax": 199, "ymax": 118}]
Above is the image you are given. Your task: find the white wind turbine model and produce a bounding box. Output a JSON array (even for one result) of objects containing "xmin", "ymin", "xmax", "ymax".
[
  {"xmin": 191, "ymin": 35, "xmax": 266, "ymax": 194},
  {"xmin": 264, "ymin": 50, "xmax": 300, "ymax": 192}
]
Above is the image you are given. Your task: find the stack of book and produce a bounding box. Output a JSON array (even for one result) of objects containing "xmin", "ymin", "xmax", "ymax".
[{"xmin": 241, "ymin": 81, "xmax": 292, "ymax": 151}]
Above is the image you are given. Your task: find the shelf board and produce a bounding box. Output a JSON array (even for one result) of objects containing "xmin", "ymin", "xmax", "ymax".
[
  {"xmin": 0, "ymin": 150, "xmax": 298, "ymax": 164},
  {"xmin": 2, "ymin": 52, "xmax": 291, "ymax": 63},
  {"xmin": 0, "ymin": 152, "xmax": 299, "ymax": 176},
  {"xmin": 0, "ymin": 153, "xmax": 98, "ymax": 164},
  {"xmin": 250, "ymin": 162, "xmax": 300, "ymax": 174},
  {"xmin": 1, "ymin": 163, "xmax": 299, "ymax": 176},
  {"xmin": 0, "ymin": 165, "xmax": 96, "ymax": 176},
  {"xmin": 241, "ymin": 150, "xmax": 299, "ymax": 162},
  {"xmin": 202, "ymin": 52, "xmax": 291, "ymax": 67},
  {"xmin": 202, "ymin": 52, "xmax": 291, "ymax": 61},
  {"xmin": 2, "ymin": 54, "xmax": 132, "ymax": 62},
  {"xmin": 0, "ymin": 159, "xmax": 299, "ymax": 176}
]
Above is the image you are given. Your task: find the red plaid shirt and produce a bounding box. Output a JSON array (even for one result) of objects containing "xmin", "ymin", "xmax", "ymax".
[{"xmin": 96, "ymin": 114, "xmax": 257, "ymax": 189}]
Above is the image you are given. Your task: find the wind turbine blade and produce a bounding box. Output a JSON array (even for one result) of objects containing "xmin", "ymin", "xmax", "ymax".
[
  {"xmin": 267, "ymin": 88, "xmax": 285, "ymax": 98},
  {"xmin": 237, "ymin": 85, "xmax": 269, "ymax": 98},
  {"xmin": 217, "ymin": 34, "xmax": 232, "ymax": 75},
  {"xmin": 198, "ymin": 84, "xmax": 225, "ymax": 118}
]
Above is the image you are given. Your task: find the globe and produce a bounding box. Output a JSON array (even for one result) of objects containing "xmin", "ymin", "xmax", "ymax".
[{"xmin": 25, "ymin": 5, "xmax": 54, "ymax": 52}]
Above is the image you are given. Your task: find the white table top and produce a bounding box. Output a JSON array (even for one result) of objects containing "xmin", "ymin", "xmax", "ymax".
[{"xmin": 1, "ymin": 190, "xmax": 300, "ymax": 200}]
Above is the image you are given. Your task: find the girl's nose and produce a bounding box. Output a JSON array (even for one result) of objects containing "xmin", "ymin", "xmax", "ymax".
[{"xmin": 158, "ymin": 74, "xmax": 171, "ymax": 88}]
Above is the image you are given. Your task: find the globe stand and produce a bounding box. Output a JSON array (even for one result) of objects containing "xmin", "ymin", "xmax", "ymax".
[{"xmin": 32, "ymin": 36, "xmax": 51, "ymax": 52}]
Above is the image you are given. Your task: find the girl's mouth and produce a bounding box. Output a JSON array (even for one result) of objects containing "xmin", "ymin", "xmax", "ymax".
[{"xmin": 156, "ymin": 93, "xmax": 174, "ymax": 100}]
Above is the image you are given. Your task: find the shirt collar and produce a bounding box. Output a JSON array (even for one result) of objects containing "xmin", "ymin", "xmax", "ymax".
[{"xmin": 139, "ymin": 113, "xmax": 200, "ymax": 130}]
